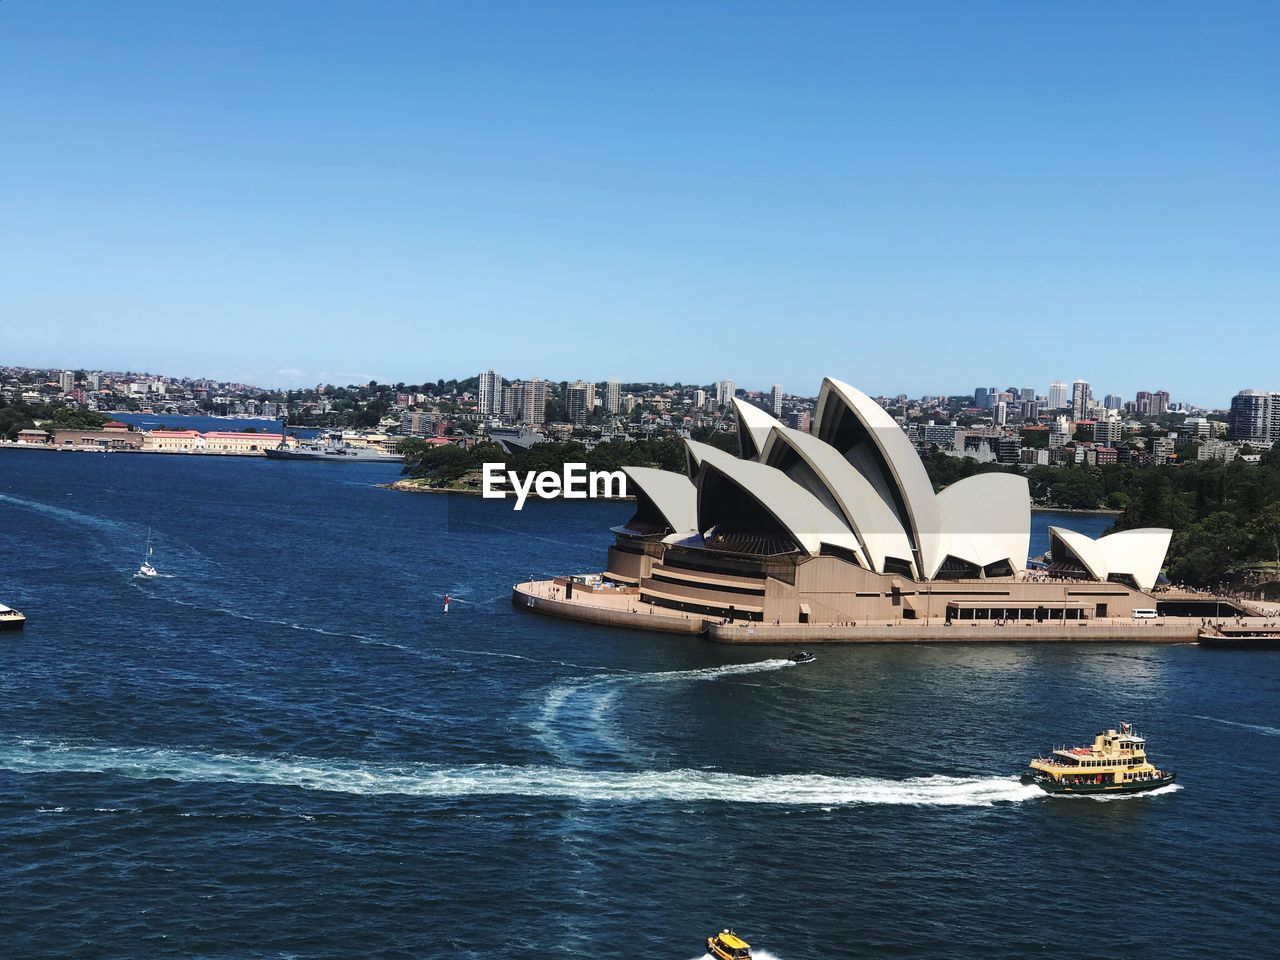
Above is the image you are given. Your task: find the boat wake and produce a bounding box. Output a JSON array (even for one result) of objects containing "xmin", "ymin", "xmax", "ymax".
[
  {"xmin": 0, "ymin": 492, "xmax": 126, "ymax": 534},
  {"xmin": 0, "ymin": 740, "xmax": 1043, "ymax": 807},
  {"xmin": 1070, "ymin": 783, "xmax": 1182, "ymax": 802},
  {"xmin": 532, "ymin": 659, "xmax": 794, "ymax": 762},
  {"xmin": 1191, "ymin": 715, "xmax": 1280, "ymax": 737}
]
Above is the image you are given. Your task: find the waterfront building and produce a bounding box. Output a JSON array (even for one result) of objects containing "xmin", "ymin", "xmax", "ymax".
[
  {"xmin": 519, "ymin": 377, "xmax": 1177, "ymax": 633},
  {"xmin": 1048, "ymin": 381, "xmax": 1068, "ymax": 409},
  {"xmin": 51, "ymin": 426, "xmax": 143, "ymax": 451},
  {"xmin": 145, "ymin": 430, "xmax": 205, "ymax": 452},
  {"xmin": 478, "ymin": 370, "xmax": 504, "ymax": 418},
  {"xmin": 604, "ymin": 378, "xmax": 621, "ymax": 415}
]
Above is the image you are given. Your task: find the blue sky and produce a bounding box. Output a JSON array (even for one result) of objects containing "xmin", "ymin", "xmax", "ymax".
[{"xmin": 2, "ymin": 1, "xmax": 1275, "ymax": 404}]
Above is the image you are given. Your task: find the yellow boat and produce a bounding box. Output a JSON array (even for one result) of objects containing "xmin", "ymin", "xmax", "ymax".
[
  {"xmin": 1022, "ymin": 722, "xmax": 1176, "ymax": 795},
  {"xmin": 707, "ymin": 929, "xmax": 751, "ymax": 960}
]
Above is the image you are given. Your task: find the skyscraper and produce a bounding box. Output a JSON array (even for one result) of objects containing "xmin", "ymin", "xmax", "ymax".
[
  {"xmin": 769, "ymin": 384, "xmax": 783, "ymax": 417},
  {"xmin": 59, "ymin": 370, "xmax": 75, "ymax": 393},
  {"xmin": 1048, "ymin": 381, "xmax": 1068, "ymax": 409},
  {"xmin": 1104, "ymin": 394, "xmax": 1123, "ymax": 411},
  {"xmin": 604, "ymin": 378, "xmax": 621, "ymax": 415},
  {"xmin": 1071, "ymin": 379, "xmax": 1092, "ymax": 420},
  {"xmin": 567, "ymin": 380, "xmax": 596, "ymax": 427},
  {"xmin": 715, "ymin": 380, "xmax": 736, "ymax": 407},
  {"xmin": 1228, "ymin": 390, "xmax": 1271, "ymax": 442},
  {"xmin": 508, "ymin": 378, "xmax": 548, "ymax": 425},
  {"xmin": 477, "ymin": 369, "xmax": 503, "ymax": 417}
]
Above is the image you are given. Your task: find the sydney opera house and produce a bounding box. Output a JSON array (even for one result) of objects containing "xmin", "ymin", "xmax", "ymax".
[{"xmin": 518, "ymin": 378, "xmax": 1191, "ymax": 636}]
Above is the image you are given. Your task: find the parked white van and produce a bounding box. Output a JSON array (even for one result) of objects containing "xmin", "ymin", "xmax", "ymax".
[{"xmin": 1132, "ymin": 608, "xmax": 1159, "ymax": 619}]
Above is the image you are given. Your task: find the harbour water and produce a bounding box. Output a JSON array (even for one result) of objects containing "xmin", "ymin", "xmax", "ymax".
[{"xmin": 1, "ymin": 450, "xmax": 1277, "ymax": 958}]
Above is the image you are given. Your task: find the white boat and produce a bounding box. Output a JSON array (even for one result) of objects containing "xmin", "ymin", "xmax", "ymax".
[
  {"xmin": 138, "ymin": 532, "xmax": 159, "ymax": 577},
  {"xmin": 0, "ymin": 603, "xmax": 25, "ymax": 631}
]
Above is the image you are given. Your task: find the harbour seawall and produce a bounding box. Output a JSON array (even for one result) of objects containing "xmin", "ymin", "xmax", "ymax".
[
  {"xmin": 512, "ymin": 580, "xmax": 1220, "ymax": 644},
  {"xmin": 703, "ymin": 620, "xmax": 1204, "ymax": 644}
]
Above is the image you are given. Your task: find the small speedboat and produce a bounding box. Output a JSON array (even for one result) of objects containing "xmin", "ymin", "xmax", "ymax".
[
  {"xmin": 789, "ymin": 651, "xmax": 816, "ymax": 664},
  {"xmin": 707, "ymin": 929, "xmax": 751, "ymax": 960}
]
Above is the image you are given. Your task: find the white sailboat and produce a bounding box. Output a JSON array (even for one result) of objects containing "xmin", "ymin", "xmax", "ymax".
[{"xmin": 138, "ymin": 531, "xmax": 158, "ymax": 578}]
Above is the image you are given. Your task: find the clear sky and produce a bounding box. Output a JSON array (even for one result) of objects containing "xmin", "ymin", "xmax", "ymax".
[{"xmin": 2, "ymin": 1, "xmax": 1276, "ymax": 405}]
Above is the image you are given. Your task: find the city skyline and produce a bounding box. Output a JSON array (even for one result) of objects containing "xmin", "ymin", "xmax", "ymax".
[{"xmin": 4, "ymin": 2, "xmax": 1276, "ymax": 402}]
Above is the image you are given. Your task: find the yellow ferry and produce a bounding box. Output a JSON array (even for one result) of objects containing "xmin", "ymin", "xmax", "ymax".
[
  {"xmin": 707, "ymin": 929, "xmax": 751, "ymax": 959},
  {"xmin": 1022, "ymin": 722, "xmax": 1176, "ymax": 795}
]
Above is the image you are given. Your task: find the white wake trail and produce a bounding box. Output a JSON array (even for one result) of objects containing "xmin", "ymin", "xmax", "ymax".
[
  {"xmin": 0, "ymin": 741, "xmax": 1042, "ymax": 807},
  {"xmin": 1191, "ymin": 715, "xmax": 1280, "ymax": 737},
  {"xmin": 533, "ymin": 659, "xmax": 794, "ymax": 761}
]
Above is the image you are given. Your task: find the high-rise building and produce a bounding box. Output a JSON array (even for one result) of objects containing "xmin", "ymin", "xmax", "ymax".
[
  {"xmin": 1071, "ymin": 379, "xmax": 1092, "ymax": 420},
  {"xmin": 1228, "ymin": 390, "xmax": 1271, "ymax": 442},
  {"xmin": 478, "ymin": 369, "xmax": 504, "ymax": 417},
  {"xmin": 86, "ymin": 372, "xmax": 101, "ymax": 391},
  {"xmin": 715, "ymin": 380, "xmax": 736, "ymax": 407},
  {"xmin": 59, "ymin": 370, "xmax": 75, "ymax": 393},
  {"xmin": 604, "ymin": 378, "xmax": 621, "ymax": 415},
  {"xmin": 1151, "ymin": 390, "xmax": 1170, "ymax": 416},
  {"xmin": 1093, "ymin": 418, "xmax": 1123, "ymax": 446},
  {"xmin": 692, "ymin": 389, "xmax": 706, "ymax": 409},
  {"xmin": 1048, "ymin": 381, "xmax": 1068, "ymax": 409},
  {"xmin": 508, "ymin": 378, "xmax": 548, "ymax": 425},
  {"xmin": 994, "ymin": 401, "xmax": 1007, "ymax": 426},
  {"xmin": 1019, "ymin": 387, "xmax": 1035, "ymax": 402},
  {"xmin": 974, "ymin": 387, "xmax": 990, "ymax": 409},
  {"xmin": 1104, "ymin": 394, "xmax": 1123, "ymax": 411},
  {"xmin": 769, "ymin": 384, "xmax": 783, "ymax": 418},
  {"xmin": 1020, "ymin": 400, "xmax": 1041, "ymax": 421},
  {"xmin": 567, "ymin": 380, "xmax": 596, "ymax": 427},
  {"xmin": 787, "ymin": 410, "xmax": 811, "ymax": 433}
]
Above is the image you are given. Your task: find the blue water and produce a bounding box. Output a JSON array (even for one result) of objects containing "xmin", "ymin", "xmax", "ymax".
[
  {"xmin": 1, "ymin": 450, "xmax": 1276, "ymax": 959},
  {"xmin": 105, "ymin": 412, "xmax": 320, "ymax": 437}
]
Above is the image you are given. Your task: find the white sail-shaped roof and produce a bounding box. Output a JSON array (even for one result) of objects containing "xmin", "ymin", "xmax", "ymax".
[
  {"xmin": 814, "ymin": 378, "xmax": 946, "ymax": 579},
  {"xmin": 621, "ymin": 466, "xmax": 697, "ymax": 535},
  {"xmin": 934, "ymin": 473, "xmax": 1031, "ymax": 572},
  {"xmin": 1049, "ymin": 526, "xmax": 1172, "ymax": 592},
  {"xmin": 760, "ymin": 425, "xmax": 916, "ymax": 576},
  {"xmin": 732, "ymin": 397, "xmax": 783, "ymax": 461},
  {"xmin": 687, "ymin": 440, "xmax": 867, "ymax": 563}
]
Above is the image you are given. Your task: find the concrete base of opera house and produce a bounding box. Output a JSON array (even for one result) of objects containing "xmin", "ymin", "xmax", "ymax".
[{"xmin": 512, "ymin": 579, "xmax": 1258, "ymax": 644}]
